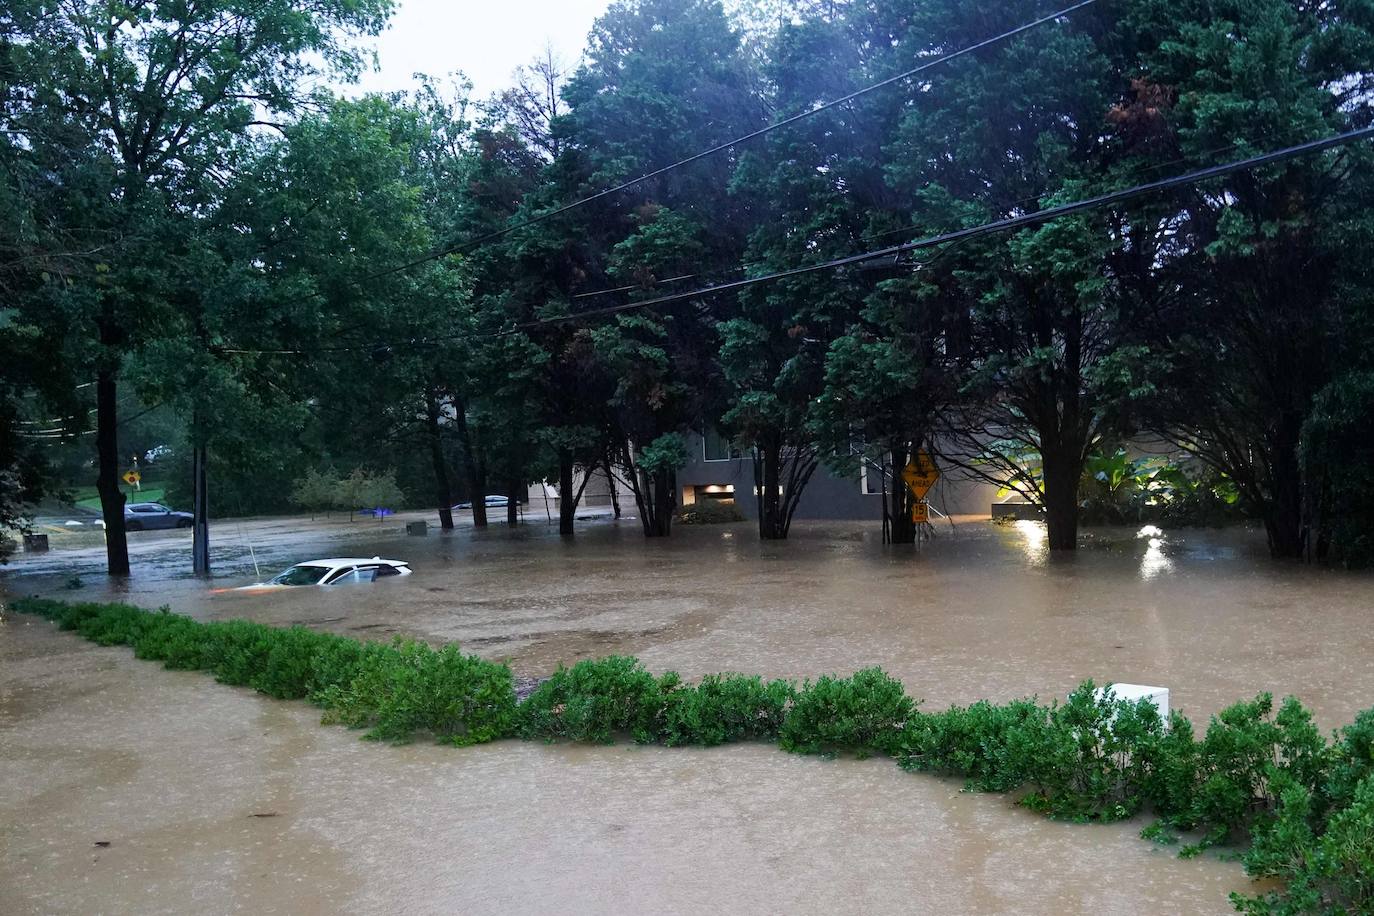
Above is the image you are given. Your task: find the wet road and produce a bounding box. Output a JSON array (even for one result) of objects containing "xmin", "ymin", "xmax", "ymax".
[{"xmin": 2, "ymin": 514, "xmax": 1370, "ymax": 913}]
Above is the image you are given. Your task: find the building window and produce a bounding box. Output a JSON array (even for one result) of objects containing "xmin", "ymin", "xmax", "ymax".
[
  {"xmin": 685, "ymin": 484, "xmax": 735, "ymax": 505},
  {"xmin": 703, "ymin": 426, "xmax": 740, "ymax": 462}
]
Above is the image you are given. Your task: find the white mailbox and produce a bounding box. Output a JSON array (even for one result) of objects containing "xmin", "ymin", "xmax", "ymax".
[{"xmin": 1094, "ymin": 683, "xmax": 1169, "ymax": 720}]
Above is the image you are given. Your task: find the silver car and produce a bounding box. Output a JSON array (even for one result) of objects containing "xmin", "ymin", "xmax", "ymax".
[{"xmin": 124, "ymin": 502, "xmax": 194, "ymax": 531}]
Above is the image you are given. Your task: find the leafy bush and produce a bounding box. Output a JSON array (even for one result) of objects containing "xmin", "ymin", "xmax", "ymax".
[
  {"xmin": 1326, "ymin": 708, "xmax": 1374, "ymax": 812},
  {"xmin": 1019, "ymin": 683, "xmax": 1173, "ymax": 823},
  {"xmin": 318, "ymin": 639, "xmax": 516, "ymax": 746},
  {"xmin": 9, "ymin": 597, "xmax": 515, "ymax": 746},
  {"xmin": 517, "ymin": 656, "xmax": 671, "ymax": 744},
  {"xmin": 780, "ymin": 667, "xmax": 914, "ymax": 757},
  {"xmin": 1235, "ymin": 774, "xmax": 1374, "ymax": 914},
  {"xmin": 661, "ymin": 674, "xmax": 795, "ymax": 747},
  {"xmin": 899, "ymin": 697, "xmax": 1047, "ymax": 792}
]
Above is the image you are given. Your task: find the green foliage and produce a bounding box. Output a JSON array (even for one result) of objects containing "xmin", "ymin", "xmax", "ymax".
[
  {"xmin": 1180, "ymin": 695, "xmax": 1330, "ymax": 848},
  {"xmin": 676, "ymin": 500, "xmax": 746, "ymax": 524},
  {"xmin": 780, "ymin": 667, "xmax": 914, "ymax": 757},
  {"xmin": 318, "ymin": 639, "xmax": 516, "ymax": 746},
  {"xmin": 1234, "ymin": 775, "xmax": 1374, "ymax": 915},
  {"xmin": 517, "ymin": 656, "xmax": 671, "ymax": 744},
  {"xmin": 290, "ymin": 468, "xmax": 341, "ymax": 515},
  {"xmin": 1018, "ymin": 684, "xmax": 1171, "ymax": 823},
  {"xmin": 1302, "ymin": 372, "xmax": 1374, "ymax": 567},
  {"xmin": 11, "ymin": 597, "xmax": 513, "ymax": 746},
  {"xmin": 898, "ymin": 698, "xmax": 1046, "ymax": 791},
  {"xmin": 660, "ymin": 674, "xmax": 795, "ymax": 748},
  {"xmin": 1078, "ymin": 449, "xmax": 1244, "ymax": 527},
  {"xmin": 336, "ymin": 467, "xmax": 404, "ymax": 513}
]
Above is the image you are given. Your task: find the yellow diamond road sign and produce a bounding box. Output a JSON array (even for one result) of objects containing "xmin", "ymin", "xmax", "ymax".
[
  {"xmin": 901, "ymin": 450, "xmax": 939, "ymax": 498},
  {"xmin": 122, "ymin": 470, "xmax": 141, "ymax": 486}
]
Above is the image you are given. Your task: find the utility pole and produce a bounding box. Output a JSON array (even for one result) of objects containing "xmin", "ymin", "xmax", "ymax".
[{"xmin": 192, "ymin": 437, "xmax": 210, "ymax": 576}]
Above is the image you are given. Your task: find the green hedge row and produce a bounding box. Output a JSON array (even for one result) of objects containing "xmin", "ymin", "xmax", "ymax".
[{"xmin": 10, "ymin": 598, "xmax": 1372, "ymax": 914}]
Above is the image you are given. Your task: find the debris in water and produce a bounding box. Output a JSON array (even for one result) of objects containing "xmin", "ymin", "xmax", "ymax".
[
  {"xmin": 249, "ymin": 812, "xmax": 279, "ymax": 818},
  {"xmin": 93, "ymin": 841, "xmax": 110, "ymax": 847}
]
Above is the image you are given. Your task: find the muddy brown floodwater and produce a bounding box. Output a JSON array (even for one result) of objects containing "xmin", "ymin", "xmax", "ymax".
[{"xmin": 3, "ymin": 515, "xmax": 1372, "ymax": 914}]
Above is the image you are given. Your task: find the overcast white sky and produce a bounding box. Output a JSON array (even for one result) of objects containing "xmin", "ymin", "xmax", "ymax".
[{"xmin": 350, "ymin": 0, "xmax": 613, "ymax": 102}]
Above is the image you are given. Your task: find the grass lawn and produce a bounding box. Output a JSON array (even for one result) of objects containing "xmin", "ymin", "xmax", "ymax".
[{"xmin": 72, "ymin": 483, "xmax": 169, "ymax": 511}]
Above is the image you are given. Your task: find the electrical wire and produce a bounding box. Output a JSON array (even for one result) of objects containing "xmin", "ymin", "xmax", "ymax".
[
  {"xmin": 305, "ymin": 0, "xmax": 1102, "ymax": 292},
  {"xmin": 521, "ymin": 120, "xmax": 1331, "ymax": 307},
  {"xmin": 213, "ymin": 125, "xmax": 1374, "ymax": 356}
]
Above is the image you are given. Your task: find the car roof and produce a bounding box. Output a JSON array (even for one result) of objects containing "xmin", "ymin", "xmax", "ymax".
[{"xmin": 292, "ymin": 557, "xmax": 409, "ymax": 568}]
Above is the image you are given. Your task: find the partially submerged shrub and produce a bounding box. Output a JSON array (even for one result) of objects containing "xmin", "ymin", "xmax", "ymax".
[
  {"xmin": 780, "ymin": 667, "xmax": 914, "ymax": 757},
  {"xmin": 1019, "ymin": 683, "xmax": 1172, "ymax": 823},
  {"xmin": 661, "ymin": 674, "xmax": 795, "ymax": 747},
  {"xmin": 319, "ymin": 639, "xmax": 516, "ymax": 746},
  {"xmin": 518, "ymin": 655, "xmax": 671, "ymax": 744},
  {"xmin": 1235, "ymin": 774, "xmax": 1374, "ymax": 914},
  {"xmin": 898, "ymin": 697, "xmax": 1045, "ymax": 792}
]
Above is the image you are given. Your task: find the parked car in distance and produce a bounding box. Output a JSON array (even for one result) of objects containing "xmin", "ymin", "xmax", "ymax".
[
  {"xmin": 237, "ymin": 557, "xmax": 412, "ymax": 590},
  {"xmin": 452, "ymin": 495, "xmax": 512, "ymax": 510},
  {"xmin": 124, "ymin": 502, "xmax": 193, "ymax": 531}
]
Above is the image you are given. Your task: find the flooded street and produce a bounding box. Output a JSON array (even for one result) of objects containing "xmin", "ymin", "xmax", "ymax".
[{"xmin": 3, "ymin": 515, "xmax": 1371, "ymax": 913}]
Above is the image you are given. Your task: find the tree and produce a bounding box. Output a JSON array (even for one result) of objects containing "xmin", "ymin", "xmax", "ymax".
[
  {"xmin": 875, "ymin": 0, "xmax": 1155, "ymax": 550},
  {"xmin": 720, "ymin": 8, "xmax": 902, "ymax": 539},
  {"xmin": 1127, "ymin": 0, "xmax": 1374, "ymax": 559},
  {"xmin": 553, "ymin": 0, "xmax": 765, "ymax": 537},
  {"xmin": 7, "ymin": 0, "xmax": 392, "ymax": 575}
]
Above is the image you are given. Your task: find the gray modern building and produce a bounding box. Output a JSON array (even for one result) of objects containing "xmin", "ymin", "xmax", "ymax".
[{"xmin": 676, "ymin": 429, "xmax": 1002, "ymax": 522}]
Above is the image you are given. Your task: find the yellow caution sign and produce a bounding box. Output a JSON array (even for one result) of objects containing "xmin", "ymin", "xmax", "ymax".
[
  {"xmin": 901, "ymin": 450, "xmax": 940, "ymax": 498},
  {"xmin": 911, "ymin": 500, "xmax": 929, "ymax": 524},
  {"xmin": 122, "ymin": 469, "xmax": 141, "ymax": 486}
]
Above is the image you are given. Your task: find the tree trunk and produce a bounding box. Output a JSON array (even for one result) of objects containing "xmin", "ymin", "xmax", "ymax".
[
  {"xmin": 1264, "ymin": 469, "xmax": 1305, "ymax": 559},
  {"xmin": 95, "ymin": 366, "xmax": 130, "ymax": 576},
  {"xmin": 1264, "ymin": 419, "xmax": 1307, "ymax": 559},
  {"xmin": 648, "ymin": 469, "xmax": 674, "ymax": 537},
  {"xmin": 605, "ymin": 465, "xmax": 621, "ymax": 518},
  {"xmin": 760, "ymin": 439, "xmax": 784, "ymax": 540},
  {"xmin": 558, "ymin": 448, "xmax": 576, "ymax": 536},
  {"xmin": 506, "ymin": 476, "xmax": 520, "ymax": 526},
  {"xmin": 452, "ymin": 401, "xmax": 486, "ymax": 527},
  {"xmin": 889, "ymin": 444, "xmax": 915, "ymax": 545},
  {"xmin": 1041, "ymin": 445, "xmax": 1081, "ymax": 551},
  {"xmin": 424, "ymin": 393, "xmax": 454, "ymax": 531}
]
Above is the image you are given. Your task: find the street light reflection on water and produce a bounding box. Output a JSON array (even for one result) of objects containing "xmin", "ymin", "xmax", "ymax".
[
  {"xmin": 1013, "ymin": 518, "xmax": 1047, "ymax": 562},
  {"xmin": 1139, "ymin": 526, "xmax": 1173, "ymax": 580}
]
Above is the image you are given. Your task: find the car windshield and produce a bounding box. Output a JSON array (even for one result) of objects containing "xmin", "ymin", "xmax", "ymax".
[{"xmin": 268, "ymin": 565, "xmax": 330, "ymax": 586}]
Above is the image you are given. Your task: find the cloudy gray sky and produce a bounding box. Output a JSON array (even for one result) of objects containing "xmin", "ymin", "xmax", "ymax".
[{"xmin": 351, "ymin": 0, "xmax": 613, "ymax": 101}]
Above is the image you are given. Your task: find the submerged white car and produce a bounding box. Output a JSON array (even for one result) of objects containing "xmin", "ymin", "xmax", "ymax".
[{"xmin": 240, "ymin": 557, "xmax": 412, "ymax": 591}]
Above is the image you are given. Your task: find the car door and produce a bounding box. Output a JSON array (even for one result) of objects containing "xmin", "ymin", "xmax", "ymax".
[
  {"xmin": 148, "ymin": 505, "xmax": 174, "ymax": 529},
  {"xmin": 126, "ymin": 504, "xmax": 159, "ymax": 530},
  {"xmin": 328, "ymin": 566, "xmax": 378, "ymax": 586}
]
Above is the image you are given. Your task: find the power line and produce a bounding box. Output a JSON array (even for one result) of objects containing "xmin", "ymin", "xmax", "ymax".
[
  {"xmin": 500, "ymin": 121, "xmax": 1328, "ymax": 308},
  {"xmin": 528, "ymin": 125, "xmax": 1374, "ymax": 324},
  {"xmin": 335, "ymin": 0, "xmax": 1101, "ymax": 288},
  {"xmin": 214, "ymin": 126, "xmax": 1374, "ymax": 356}
]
